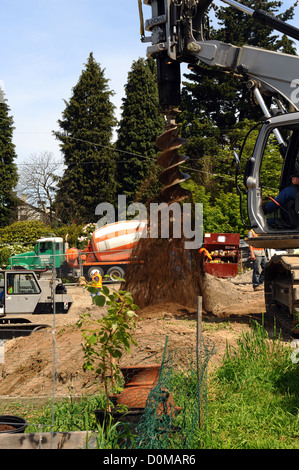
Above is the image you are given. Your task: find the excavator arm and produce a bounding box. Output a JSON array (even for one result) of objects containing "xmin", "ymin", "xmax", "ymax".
[{"xmin": 142, "ymin": 0, "xmax": 299, "ymax": 111}]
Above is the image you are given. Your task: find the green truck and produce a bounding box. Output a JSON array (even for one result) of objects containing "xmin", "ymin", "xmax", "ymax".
[
  {"xmin": 8, "ymin": 236, "xmax": 72, "ymax": 276},
  {"xmin": 8, "ymin": 221, "xmax": 148, "ymax": 280}
]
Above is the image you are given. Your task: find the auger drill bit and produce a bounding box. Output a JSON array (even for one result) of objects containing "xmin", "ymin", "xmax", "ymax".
[{"xmin": 156, "ymin": 109, "xmax": 191, "ymax": 204}]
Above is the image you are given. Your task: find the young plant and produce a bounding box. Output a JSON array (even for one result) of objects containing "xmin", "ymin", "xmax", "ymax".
[{"xmin": 77, "ymin": 278, "xmax": 139, "ymax": 411}]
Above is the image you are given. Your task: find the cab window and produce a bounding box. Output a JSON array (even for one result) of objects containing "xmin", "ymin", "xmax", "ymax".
[
  {"xmin": 0, "ymin": 273, "xmax": 4, "ymax": 301},
  {"xmin": 7, "ymin": 273, "xmax": 41, "ymax": 294},
  {"xmin": 40, "ymin": 241, "xmax": 53, "ymax": 253},
  {"xmin": 260, "ymin": 129, "xmax": 285, "ymax": 200}
]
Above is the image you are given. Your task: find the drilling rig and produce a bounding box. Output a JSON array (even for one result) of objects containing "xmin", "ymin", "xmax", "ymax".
[{"xmin": 139, "ymin": 0, "xmax": 299, "ymax": 335}]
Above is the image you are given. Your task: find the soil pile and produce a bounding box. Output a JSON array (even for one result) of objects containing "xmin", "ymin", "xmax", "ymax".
[
  {"xmin": 124, "ymin": 236, "xmax": 204, "ymax": 309},
  {"xmin": 202, "ymin": 271, "xmax": 264, "ymax": 316},
  {"xmin": 124, "ymin": 236, "xmax": 262, "ymax": 316},
  {"xmin": 0, "ymin": 270, "xmax": 266, "ymax": 400}
]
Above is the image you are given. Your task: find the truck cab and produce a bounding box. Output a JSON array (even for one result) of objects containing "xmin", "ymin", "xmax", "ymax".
[{"xmin": 8, "ymin": 237, "xmax": 65, "ymax": 271}]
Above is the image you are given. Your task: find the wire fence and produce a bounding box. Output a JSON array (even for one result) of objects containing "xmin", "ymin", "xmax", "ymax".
[
  {"xmin": 0, "ymin": 319, "xmax": 215, "ymax": 449},
  {"xmin": 0, "ymin": 247, "xmax": 216, "ymax": 448},
  {"xmin": 134, "ymin": 339, "xmax": 215, "ymax": 449}
]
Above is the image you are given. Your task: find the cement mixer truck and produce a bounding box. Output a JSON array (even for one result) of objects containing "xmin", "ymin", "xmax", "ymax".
[{"xmin": 8, "ymin": 220, "xmax": 148, "ymax": 281}]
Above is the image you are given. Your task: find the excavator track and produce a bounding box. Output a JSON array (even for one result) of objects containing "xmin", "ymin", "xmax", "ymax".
[
  {"xmin": 0, "ymin": 318, "xmax": 50, "ymax": 340},
  {"xmin": 265, "ymin": 254, "xmax": 299, "ymax": 337}
]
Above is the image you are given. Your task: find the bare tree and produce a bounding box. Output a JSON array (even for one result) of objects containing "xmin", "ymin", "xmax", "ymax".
[{"xmin": 17, "ymin": 151, "xmax": 61, "ymax": 225}]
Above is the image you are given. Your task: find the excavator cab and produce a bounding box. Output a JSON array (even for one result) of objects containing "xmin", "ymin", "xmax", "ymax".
[{"xmin": 245, "ymin": 111, "xmax": 299, "ymax": 249}]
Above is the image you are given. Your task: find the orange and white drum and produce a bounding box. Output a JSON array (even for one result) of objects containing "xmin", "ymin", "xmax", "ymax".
[{"xmin": 92, "ymin": 220, "xmax": 148, "ymax": 262}]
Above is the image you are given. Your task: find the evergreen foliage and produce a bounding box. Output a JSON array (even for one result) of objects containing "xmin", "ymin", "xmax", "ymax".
[
  {"xmin": 214, "ymin": 0, "xmax": 298, "ymax": 52},
  {"xmin": 0, "ymin": 220, "xmax": 51, "ymax": 244},
  {"xmin": 115, "ymin": 58, "xmax": 165, "ymax": 205},
  {"xmin": 0, "ymin": 93, "xmax": 18, "ymax": 226},
  {"xmin": 54, "ymin": 53, "xmax": 117, "ymax": 224},
  {"xmin": 181, "ymin": 0, "xmax": 298, "ymax": 132}
]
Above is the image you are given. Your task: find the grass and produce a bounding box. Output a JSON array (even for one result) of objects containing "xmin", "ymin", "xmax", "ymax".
[
  {"xmin": 0, "ymin": 395, "xmax": 102, "ymax": 433},
  {"xmin": 1, "ymin": 321, "xmax": 298, "ymax": 449},
  {"xmin": 202, "ymin": 321, "xmax": 299, "ymax": 449}
]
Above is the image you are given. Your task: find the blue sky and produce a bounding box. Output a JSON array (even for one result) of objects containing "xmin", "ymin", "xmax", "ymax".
[
  {"xmin": 1, "ymin": 0, "xmax": 147, "ymax": 165},
  {"xmin": 1, "ymin": 0, "xmax": 298, "ymax": 169}
]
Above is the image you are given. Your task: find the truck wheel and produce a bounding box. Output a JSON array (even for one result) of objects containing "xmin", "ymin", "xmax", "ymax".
[
  {"xmin": 87, "ymin": 267, "xmax": 104, "ymax": 281},
  {"xmin": 107, "ymin": 266, "xmax": 125, "ymax": 281}
]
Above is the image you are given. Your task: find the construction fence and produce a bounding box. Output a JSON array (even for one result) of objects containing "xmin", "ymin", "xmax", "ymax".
[{"xmin": 0, "ymin": 322, "xmax": 215, "ymax": 449}]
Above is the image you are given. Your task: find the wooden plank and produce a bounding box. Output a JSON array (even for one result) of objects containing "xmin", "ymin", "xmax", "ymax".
[{"xmin": 0, "ymin": 431, "xmax": 97, "ymax": 449}]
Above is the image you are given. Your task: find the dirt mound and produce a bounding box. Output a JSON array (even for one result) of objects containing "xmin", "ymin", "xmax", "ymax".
[
  {"xmin": 202, "ymin": 272, "xmax": 264, "ymax": 316},
  {"xmin": 0, "ymin": 270, "xmax": 266, "ymax": 400},
  {"xmin": 124, "ymin": 237, "xmax": 203, "ymax": 309},
  {"xmin": 137, "ymin": 302, "xmax": 194, "ymax": 320},
  {"xmin": 123, "ymin": 235, "xmax": 264, "ymax": 317}
]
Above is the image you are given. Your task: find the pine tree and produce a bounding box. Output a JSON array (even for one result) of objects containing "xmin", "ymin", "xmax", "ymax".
[
  {"xmin": 214, "ymin": 0, "xmax": 298, "ymax": 52},
  {"xmin": 181, "ymin": 0, "xmax": 297, "ymax": 133},
  {"xmin": 0, "ymin": 91, "xmax": 18, "ymax": 227},
  {"xmin": 54, "ymin": 53, "xmax": 117, "ymax": 224},
  {"xmin": 115, "ymin": 58, "xmax": 165, "ymax": 205}
]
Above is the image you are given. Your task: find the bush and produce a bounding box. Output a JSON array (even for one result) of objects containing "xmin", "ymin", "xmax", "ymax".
[
  {"xmin": 0, "ymin": 221, "xmax": 52, "ymax": 267},
  {"xmin": 0, "ymin": 221, "xmax": 52, "ymax": 244},
  {"xmin": 0, "ymin": 243, "xmax": 34, "ymax": 267},
  {"xmin": 55, "ymin": 223, "xmax": 96, "ymax": 248}
]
